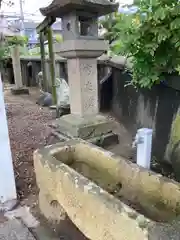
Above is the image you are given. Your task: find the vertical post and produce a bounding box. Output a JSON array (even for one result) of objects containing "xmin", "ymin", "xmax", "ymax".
[
  {"xmin": 67, "ymin": 58, "xmax": 99, "ymax": 117},
  {"xmin": 39, "ymin": 32, "xmax": 47, "ymax": 91},
  {"xmin": 0, "ymin": 73, "xmax": 17, "ymax": 207},
  {"xmin": 0, "ymin": 34, "xmax": 5, "ymax": 76},
  {"xmin": 134, "ymin": 128, "xmax": 153, "ymax": 169},
  {"xmin": 11, "ymin": 45, "xmax": 23, "ymax": 89},
  {"xmin": 19, "ymin": 0, "xmax": 25, "ymax": 36},
  {"xmin": 39, "ymin": 32, "xmax": 48, "ymax": 91},
  {"xmin": 47, "ymin": 27, "xmax": 57, "ymax": 105}
]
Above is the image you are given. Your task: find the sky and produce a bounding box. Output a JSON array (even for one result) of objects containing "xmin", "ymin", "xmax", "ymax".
[{"xmin": 0, "ymin": 0, "xmax": 134, "ymax": 22}]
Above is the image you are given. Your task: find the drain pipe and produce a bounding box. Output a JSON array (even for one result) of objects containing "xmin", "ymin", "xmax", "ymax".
[{"xmin": 132, "ymin": 128, "xmax": 153, "ymax": 169}]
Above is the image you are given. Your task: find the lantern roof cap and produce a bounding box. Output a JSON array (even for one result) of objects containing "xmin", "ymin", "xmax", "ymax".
[{"xmin": 40, "ymin": 0, "xmax": 119, "ymax": 18}]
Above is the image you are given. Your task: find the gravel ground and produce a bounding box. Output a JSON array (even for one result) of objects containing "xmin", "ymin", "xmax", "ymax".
[
  {"xmin": 3, "ymin": 85, "xmax": 89, "ymax": 240},
  {"xmin": 4, "ymin": 86, "xmax": 53, "ymax": 199}
]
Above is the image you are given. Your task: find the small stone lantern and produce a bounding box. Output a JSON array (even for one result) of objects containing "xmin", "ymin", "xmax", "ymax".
[{"xmin": 40, "ymin": 0, "xmax": 119, "ymax": 143}]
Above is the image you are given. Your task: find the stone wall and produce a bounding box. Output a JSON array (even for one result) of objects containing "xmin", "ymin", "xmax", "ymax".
[
  {"xmin": 99, "ymin": 57, "xmax": 180, "ymax": 175},
  {"xmin": 6, "ymin": 54, "xmax": 180, "ymax": 173},
  {"xmin": 19, "ymin": 56, "xmax": 68, "ymax": 92},
  {"xmin": 5, "ymin": 56, "xmax": 67, "ymax": 92}
]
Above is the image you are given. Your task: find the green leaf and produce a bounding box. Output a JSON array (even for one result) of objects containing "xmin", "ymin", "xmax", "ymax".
[
  {"xmin": 99, "ymin": 0, "xmax": 180, "ymax": 89},
  {"xmin": 170, "ymin": 18, "xmax": 180, "ymax": 30},
  {"xmin": 153, "ymin": 8, "xmax": 166, "ymax": 21}
]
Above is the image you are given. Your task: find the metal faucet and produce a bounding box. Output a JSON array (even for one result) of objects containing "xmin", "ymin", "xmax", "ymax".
[
  {"xmin": 132, "ymin": 133, "xmax": 144, "ymax": 148},
  {"xmin": 132, "ymin": 128, "xmax": 153, "ymax": 169}
]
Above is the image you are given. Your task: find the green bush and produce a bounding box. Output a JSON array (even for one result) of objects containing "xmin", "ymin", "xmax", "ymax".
[
  {"xmin": 100, "ymin": 12, "xmax": 133, "ymax": 46},
  {"xmin": 102, "ymin": 0, "xmax": 180, "ymax": 88},
  {"xmin": 0, "ymin": 35, "xmax": 29, "ymax": 60},
  {"xmin": 7, "ymin": 35, "xmax": 28, "ymax": 46}
]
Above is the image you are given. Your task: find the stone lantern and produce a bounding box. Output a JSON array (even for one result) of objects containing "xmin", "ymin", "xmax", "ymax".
[{"xmin": 40, "ymin": 0, "xmax": 119, "ymax": 143}]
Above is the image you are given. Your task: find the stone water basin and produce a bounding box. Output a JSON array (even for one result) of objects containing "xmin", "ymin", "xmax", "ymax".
[{"xmin": 34, "ymin": 139, "xmax": 180, "ymax": 240}]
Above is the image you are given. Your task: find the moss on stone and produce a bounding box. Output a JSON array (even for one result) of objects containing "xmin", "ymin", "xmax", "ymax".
[
  {"xmin": 165, "ymin": 113, "xmax": 180, "ymax": 180},
  {"xmin": 170, "ymin": 114, "xmax": 180, "ymax": 147},
  {"xmin": 166, "ymin": 114, "xmax": 180, "ymax": 161}
]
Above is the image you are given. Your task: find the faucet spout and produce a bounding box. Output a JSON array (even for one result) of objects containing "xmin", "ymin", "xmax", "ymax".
[
  {"xmin": 132, "ymin": 133, "xmax": 139, "ymax": 148},
  {"xmin": 132, "ymin": 138, "xmax": 137, "ymax": 148}
]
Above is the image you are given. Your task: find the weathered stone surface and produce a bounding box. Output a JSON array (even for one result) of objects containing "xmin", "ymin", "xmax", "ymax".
[
  {"xmin": 0, "ymin": 219, "xmax": 35, "ymax": 240},
  {"xmin": 56, "ymin": 40, "xmax": 108, "ymax": 58},
  {"xmin": 11, "ymin": 87, "xmax": 29, "ymax": 95},
  {"xmin": 56, "ymin": 42, "xmax": 107, "ymax": 117},
  {"xmin": 36, "ymin": 92, "xmax": 52, "ymax": 107},
  {"xmin": 56, "ymin": 105, "xmax": 70, "ymax": 118},
  {"xmin": 90, "ymin": 132, "xmax": 119, "ymax": 147},
  {"xmin": 34, "ymin": 139, "xmax": 180, "ymax": 240},
  {"xmin": 51, "ymin": 113, "xmax": 116, "ymax": 139},
  {"xmin": 40, "ymin": 0, "xmax": 118, "ymax": 17},
  {"xmin": 98, "ymin": 55, "xmax": 133, "ymax": 70},
  {"xmin": 4, "ymin": 206, "xmax": 39, "ymax": 229},
  {"xmin": 56, "ymin": 78, "xmax": 70, "ymax": 106},
  {"xmin": 0, "ymin": 199, "xmax": 18, "ymax": 212},
  {"xmin": 148, "ymin": 217, "xmax": 180, "ymax": 240},
  {"xmin": 67, "ymin": 57, "xmax": 99, "ymax": 116},
  {"xmin": 38, "ymin": 189, "xmax": 67, "ymax": 226},
  {"xmin": 57, "ymin": 40, "xmax": 106, "ymax": 116},
  {"xmin": 11, "ymin": 46, "xmax": 23, "ymax": 89},
  {"xmin": 165, "ymin": 111, "xmax": 180, "ymax": 180}
]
